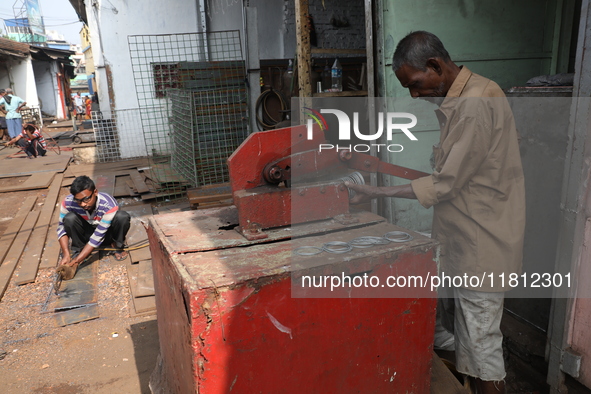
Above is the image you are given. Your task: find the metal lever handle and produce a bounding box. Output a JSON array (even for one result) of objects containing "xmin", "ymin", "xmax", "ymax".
[{"xmin": 339, "ymin": 151, "xmax": 429, "ymax": 180}]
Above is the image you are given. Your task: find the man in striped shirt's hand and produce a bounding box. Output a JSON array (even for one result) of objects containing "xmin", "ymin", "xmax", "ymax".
[{"xmin": 56, "ymin": 175, "xmax": 131, "ymax": 280}]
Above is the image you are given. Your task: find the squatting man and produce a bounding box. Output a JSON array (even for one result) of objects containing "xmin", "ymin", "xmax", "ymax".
[
  {"xmin": 56, "ymin": 176, "xmax": 131, "ymax": 280},
  {"xmin": 346, "ymin": 31, "xmax": 525, "ymax": 394}
]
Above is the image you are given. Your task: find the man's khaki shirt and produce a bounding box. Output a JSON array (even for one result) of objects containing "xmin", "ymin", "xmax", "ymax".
[{"xmin": 411, "ymin": 67, "xmax": 525, "ymax": 291}]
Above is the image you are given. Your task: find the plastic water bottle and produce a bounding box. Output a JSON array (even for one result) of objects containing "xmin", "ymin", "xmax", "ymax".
[
  {"xmin": 331, "ymin": 59, "xmax": 342, "ymax": 92},
  {"xmin": 321, "ymin": 62, "xmax": 331, "ymax": 92}
]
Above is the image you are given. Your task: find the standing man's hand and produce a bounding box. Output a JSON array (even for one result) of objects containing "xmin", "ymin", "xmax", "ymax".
[
  {"xmin": 345, "ymin": 182, "xmax": 384, "ymax": 204},
  {"xmin": 345, "ymin": 181, "xmax": 417, "ymax": 204}
]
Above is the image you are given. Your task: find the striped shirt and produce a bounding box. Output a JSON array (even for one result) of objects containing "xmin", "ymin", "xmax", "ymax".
[
  {"xmin": 56, "ymin": 192, "xmax": 119, "ymax": 248},
  {"xmin": 21, "ymin": 127, "xmax": 46, "ymax": 149}
]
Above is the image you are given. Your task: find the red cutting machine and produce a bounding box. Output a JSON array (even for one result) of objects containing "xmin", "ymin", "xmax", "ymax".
[{"xmin": 227, "ymin": 124, "xmax": 428, "ymax": 240}]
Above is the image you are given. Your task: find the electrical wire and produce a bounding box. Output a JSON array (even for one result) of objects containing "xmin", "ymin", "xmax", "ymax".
[
  {"xmin": 255, "ymin": 87, "xmax": 288, "ymax": 131},
  {"xmin": 95, "ymin": 240, "xmax": 150, "ymax": 252}
]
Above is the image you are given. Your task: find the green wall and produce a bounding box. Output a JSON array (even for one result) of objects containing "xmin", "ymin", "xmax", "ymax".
[{"xmin": 376, "ymin": 0, "xmax": 576, "ymax": 230}]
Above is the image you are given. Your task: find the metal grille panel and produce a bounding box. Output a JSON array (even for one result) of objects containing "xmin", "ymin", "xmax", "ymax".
[{"xmin": 90, "ymin": 109, "xmax": 148, "ymax": 163}]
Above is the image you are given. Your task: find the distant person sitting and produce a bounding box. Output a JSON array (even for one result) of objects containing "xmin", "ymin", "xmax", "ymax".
[
  {"xmin": 0, "ymin": 88, "xmax": 26, "ymax": 139},
  {"xmin": 7, "ymin": 123, "xmax": 47, "ymax": 158},
  {"xmin": 56, "ymin": 175, "xmax": 131, "ymax": 280}
]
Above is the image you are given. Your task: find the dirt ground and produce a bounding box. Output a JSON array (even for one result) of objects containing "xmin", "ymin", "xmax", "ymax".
[{"xmin": 0, "ymin": 263, "xmax": 159, "ymax": 393}]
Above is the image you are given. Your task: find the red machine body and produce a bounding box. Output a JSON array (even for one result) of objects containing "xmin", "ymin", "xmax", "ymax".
[{"xmin": 148, "ymin": 208, "xmax": 438, "ymax": 393}]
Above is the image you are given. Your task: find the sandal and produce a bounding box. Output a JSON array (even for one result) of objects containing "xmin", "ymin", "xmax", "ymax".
[{"xmin": 110, "ymin": 250, "xmax": 128, "ymax": 261}]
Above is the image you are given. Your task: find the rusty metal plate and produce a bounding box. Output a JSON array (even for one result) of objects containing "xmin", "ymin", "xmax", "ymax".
[
  {"xmin": 53, "ymin": 304, "xmax": 99, "ymax": 327},
  {"xmin": 150, "ymin": 206, "xmax": 385, "ymax": 254},
  {"xmin": 49, "ymin": 255, "xmax": 98, "ymax": 311}
]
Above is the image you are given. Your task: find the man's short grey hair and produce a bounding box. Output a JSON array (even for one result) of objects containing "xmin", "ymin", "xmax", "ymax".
[
  {"xmin": 5, "ymin": 88, "xmax": 13, "ymax": 94},
  {"xmin": 392, "ymin": 31, "xmax": 451, "ymax": 72}
]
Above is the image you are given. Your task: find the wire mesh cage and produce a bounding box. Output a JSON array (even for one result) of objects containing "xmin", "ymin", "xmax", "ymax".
[
  {"xmin": 90, "ymin": 109, "xmax": 149, "ymax": 163},
  {"xmin": 128, "ymin": 31, "xmax": 249, "ymax": 194}
]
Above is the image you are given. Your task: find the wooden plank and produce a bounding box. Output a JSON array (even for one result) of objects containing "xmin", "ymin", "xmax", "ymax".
[
  {"xmin": 194, "ymin": 199, "xmax": 233, "ymax": 210},
  {"xmin": 0, "ymin": 172, "xmax": 56, "ymax": 193},
  {"xmin": 127, "ymin": 225, "xmax": 151, "ymax": 263},
  {"xmin": 40, "ymin": 186, "xmax": 69, "ymax": 269},
  {"xmin": 40, "ymin": 220, "xmax": 60, "ymax": 269},
  {"xmin": 114, "ymin": 174, "xmax": 132, "ymax": 197},
  {"xmin": 67, "ymin": 158, "xmax": 150, "ymax": 177},
  {"xmin": 187, "ymin": 183, "xmax": 231, "ymax": 197},
  {"xmin": 63, "ymin": 167, "xmax": 76, "ymax": 178},
  {"xmin": 0, "ymin": 196, "xmax": 37, "ymax": 263},
  {"xmin": 120, "ymin": 204, "xmax": 152, "ymax": 263},
  {"xmin": 430, "ymin": 352, "xmax": 470, "ymax": 393},
  {"xmin": 310, "ymin": 48, "xmax": 367, "ymax": 55},
  {"xmin": 62, "ymin": 177, "xmax": 74, "ymax": 187},
  {"xmin": 295, "ymin": 0, "xmax": 311, "ymax": 97},
  {"xmin": 189, "ymin": 194, "xmax": 233, "ymax": 205},
  {"xmin": 125, "ymin": 260, "xmax": 156, "ymax": 313},
  {"xmin": 136, "ymin": 260, "xmax": 155, "ymax": 297},
  {"xmin": 125, "ymin": 180, "xmax": 139, "ymax": 196},
  {"xmin": 129, "ymin": 169, "xmax": 150, "ymax": 194},
  {"xmin": 132, "ymin": 295, "xmax": 156, "ymax": 315},
  {"xmin": 141, "ymin": 190, "xmax": 185, "ymax": 201},
  {"xmin": 0, "ymin": 211, "xmax": 40, "ymax": 301},
  {"xmin": 313, "ymin": 90, "xmax": 368, "ymax": 98},
  {"xmin": 0, "ymin": 153, "xmax": 71, "ymax": 178},
  {"xmin": 16, "ymin": 173, "xmax": 64, "ymax": 285}
]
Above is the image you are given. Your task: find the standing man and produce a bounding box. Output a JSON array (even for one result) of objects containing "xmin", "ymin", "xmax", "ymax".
[
  {"xmin": 0, "ymin": 88, "xmax": 26, "ymax": 139},
  {"xmin": 74, "ymin": 93, "xmax": 85, "ymax": 121},
  {"xmin": 347, "ymin": 31, "xmax": 525, "ymax": 394},
  {"xmin": 56, "ymin": 175, "xmax": 131, "ymax": 280}
]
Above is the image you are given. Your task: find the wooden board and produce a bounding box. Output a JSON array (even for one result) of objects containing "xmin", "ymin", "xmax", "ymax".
[
  {"xmin": 16, "ymin": 174, "xmax": 64, "ymax": 285},
  {"xmin": 136, "ymin": 260, "xmax": 155, "ymax": 297},
  {"xmin": 193, "ymin": 199, "xmax": 234, "ymax": 210},
  {"xmin": 63, "ymin": 167, "xmax": 76, "ymax": 178},
  {"xmin": 0, "ymin": 171, "xmax": 56, "ymax": 193},
  {"xmin": 40, "ymin": 186, "xmax": 69, "ymax": 269},
  {"xmin": 127, "ymin": 221, "xmax": 151, "ymax": 263},
  {"xmin": 0, "ymin": 196, "xmax": 37, "ymax": 263},
  {"xmin": 430, "ymin": 352, "xmax": 470, "ymax": 393},
  {"xmin": 0, "ymin": 210, "xmax": 40, "ymax": 301},
  {"xmin": 0, "ymin": 153, "xmax": 71, "ymax": 178},
  {"xmin": 125, "ymin": 260, "xmax": 156, "ymax": 314},
  {"xmin": 129, "ymin": 169, "xmax": 150, "ymax": 194},
  {"xmin": 114, "ymin": 174, "xmax": 132, "ymax": 197},
  {"xmin": 141, "ymin": 190, "xmax": 185, "ymax": 201},
  {"xmin": 61, "ymin": 177, "xmax": 74, "ymax": 187},
  {"xmin": 67, "ymin": 158, "xmax": 150, "ymax": 177},
  {"xmin": 125, "ymin": 180, "xmax": 140, "ymax": 196}
]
